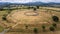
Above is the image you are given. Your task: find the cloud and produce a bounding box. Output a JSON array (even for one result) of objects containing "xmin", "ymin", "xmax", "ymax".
[
  {"xmin": 0, "ymin": 0, "xmax": 39, "ymax": 3},
  {"xmin": 0, "ymin": 0, "xmax": 60, "ymax": 3},
  {"xmin": 0, "ymin": 0, "xmax": 34, "ymax": 3},
  {"xmin": 40, "ymin": 0, "xmax": 60, "ymax": 3}
]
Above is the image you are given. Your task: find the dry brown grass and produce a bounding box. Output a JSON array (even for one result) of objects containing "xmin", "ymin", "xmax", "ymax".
[
  {"xmin": 7, "ymin": 9, "xmax": 52, "ymax": 25},
  {"xmin": 0, "ymin": 7, "xmax": 60, "ymax": 34}
]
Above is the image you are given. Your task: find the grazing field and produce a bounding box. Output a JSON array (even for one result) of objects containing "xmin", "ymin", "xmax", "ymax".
[{"xmin": 0, "ymin": 7, "xmax": 60, "ymax": 34}]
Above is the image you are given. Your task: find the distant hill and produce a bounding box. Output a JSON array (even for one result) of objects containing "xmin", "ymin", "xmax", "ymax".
[
  {"xmin": 23, "ymin": 2, "xmax": 44, "ymax": 6},
  {"xmin": 0, "ymin": 2, "xmax": 11, "ymax": 9},
  {"xmin": 23, "ymin": 2, "xmax": 60, "ymax": 6},
  {"xmin": 0, "ymin": 2, "xmax": 60, "ymax": 9}
]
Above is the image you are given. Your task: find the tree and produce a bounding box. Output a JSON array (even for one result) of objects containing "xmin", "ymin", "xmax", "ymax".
[
  {"xmin": 27, "ymin": 7, "xmax": 30, "ymax": 9},
  {"xmin": 7, "ymin": 6, "xmax": 12, "ymax": 14},
  {"xmin": 33, "ymin": 28, "xmax": 38, "ymax": 34},
  {"xmin": 25, "ymin": 25, "xmax": 28, "ymax": 29},
  {"xmin": 2, "ymin": 16, "xmax": 6, "ymax": 20},
  {"xmin": 8, "ymin": 9, "xmax": 12, "ymax": 14},
  {"xmin": 52, "ymin": 16, "xmax": 59, "ymax": 22},
  {"xmin": 0, "ymin": 9, "xmax": 3, "ymax": 11},
  {"xmin": 52, "ymin": 23, "xmax": 57, "ymax": 28},
  {"xmin": 36, "ymin": 6, "xmax": 39, "ymax": 9},
  {"xmin": 0, "ymin": 8, "xmax": 4, "ymax": 11},
  {"xmin": 42, "ymin": 25, "xmax": 46, "ymax": 32},
  {"xmin": 33, "ymin": 8, "xmax": 37, "ymax": 11},
  {"xmin": 2, "ymin": 14, "xmax": 7, "ymax": 20},
  {"xmin": 49, "ymin": 26, "xmax": 55, "ymax": 32}
]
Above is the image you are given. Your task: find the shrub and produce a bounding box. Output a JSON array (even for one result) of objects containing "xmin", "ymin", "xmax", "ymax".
[
  {"xmin": 33, "ymin": 8, "xmax": 37, "ymax": 11},
  {"xmin": 49, "ymin": 26, "xmax": 55, "ymax": 31},
  {"xmin": 25, "ymin": 25, "xmax": 28, "ymax": 29},
  {"xmin": 52, "ymin": 23, "xmax": 57, "ymax": 28},
  {"xmin": 2, "ymin": 16, "xmax": 6, "ymax": 20},
  {"xmin": 2, "ymin": 14, "xmax": 7, "ymax": 21},
  {"xmin": 52, "ymin": 16, "xmax": 59, "ymax": 22},
  {"xmin": 0, "ymin": 9, "xmax": 4, "ymax": 11},
  {"xmin": 36, "ymin": 6, "xmax": 39, "ymax": 9},
  {"xmin": 42, "ymin": 25, "xmax": 46, "ymax": 32},
  {"xmin": 33, "ymin": 28, "xmax": 38, "ymax": 34},
  {"xmin": 8, "ymin": 9, "xmax": 12, "ymax": 14}
]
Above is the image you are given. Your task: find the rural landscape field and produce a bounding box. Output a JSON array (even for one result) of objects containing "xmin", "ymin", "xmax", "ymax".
[
  {"xmin": 0, "ymin": 5, "xmax": 60, "ymax": 34},
  {"xmin": 0, "ymin": 0, "xmax": 60, "ymax": 34}
]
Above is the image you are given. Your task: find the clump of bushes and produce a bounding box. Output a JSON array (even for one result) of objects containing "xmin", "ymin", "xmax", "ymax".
[
  {"xmin": 25, "ymin": 25, "xmax": 28, "ymax": 29},
  {"xmin": 2, "ymin": 14, "xmax": 7, "ymax": 21},
  {"xmin": 52, "ymin": 23, "xmax": 57, "ymax": 28},
  {"xmin": 33, "ymin": 8, "xmax": 37, "ymax": 11},
  {"xmin": 36, "ymin": 6, "xmax": 39, "ymax": 9},
  {"xmin": 8, "ymin": 9, "xmax": 12, "ymax": 14},
  {"xmin": 42, "ymin": 25, "xmax": 46, "ymax": 32},
  {"xmin": 49, "ymin": 26, "xmax": 55, "ymax": 32},
  {"xmin": 52, "ymin": 16, "xmax": 59, "ymax": 22},
  {"xmin": 33, "ymin": 28, "xmax": 38, "ymax": 34},
  {"xmin": 0, "ymin": 9, "xmax": 5, "ymax": 11}
]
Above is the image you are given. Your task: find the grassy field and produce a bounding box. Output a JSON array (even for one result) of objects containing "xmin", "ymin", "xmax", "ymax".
[{"xmin": 0, "ymin": 6, "xmax": 60, "ymax": 34}]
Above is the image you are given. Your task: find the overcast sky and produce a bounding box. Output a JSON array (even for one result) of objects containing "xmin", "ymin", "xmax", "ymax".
[{"xmin": 0, "ymin": 0, "xmax": 60, "ymax": 3}]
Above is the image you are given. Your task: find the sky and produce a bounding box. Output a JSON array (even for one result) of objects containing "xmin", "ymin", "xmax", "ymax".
[{"xmin": 0, "ymin": 0, "xmax": 60, "ymax": 3}]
